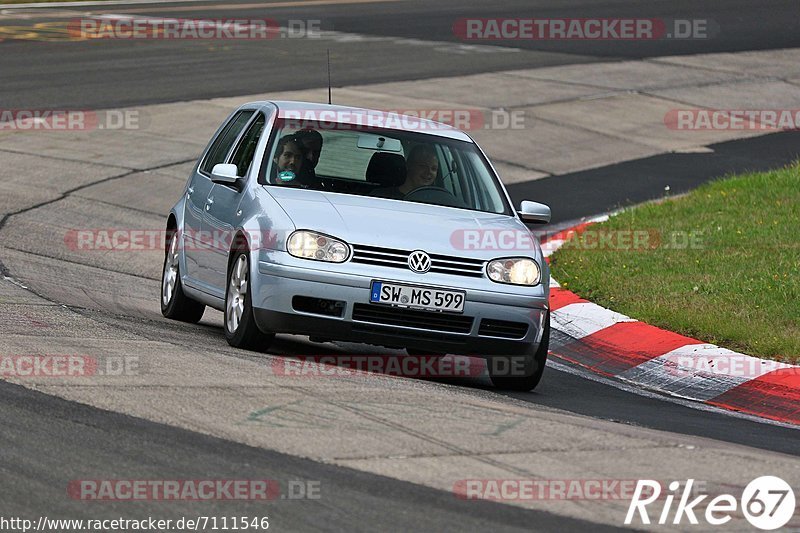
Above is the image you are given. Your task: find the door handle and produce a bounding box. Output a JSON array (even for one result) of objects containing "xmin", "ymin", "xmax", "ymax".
[
  {"xmin": 205, "ymin": 197, "xmax": 214, "ymax": 211},
  {"xmin": 187, "ymin": 186, "xmax": 194, "ymax": 198}
]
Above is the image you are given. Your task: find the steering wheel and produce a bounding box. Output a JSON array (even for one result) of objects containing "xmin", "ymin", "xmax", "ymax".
[{"xmin": 403, "ymin": 186, "xmax": 466, "ymax": 208}]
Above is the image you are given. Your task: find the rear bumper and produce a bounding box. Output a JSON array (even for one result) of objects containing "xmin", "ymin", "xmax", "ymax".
[{"xmin": 253, "ymin": 257, "xmax": 548, "ymax": 356}]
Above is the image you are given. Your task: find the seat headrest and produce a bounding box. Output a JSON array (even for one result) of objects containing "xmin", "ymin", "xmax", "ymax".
[{"xmin": 366, "ymin": 152, "xmax": 406, "ymax": 187}]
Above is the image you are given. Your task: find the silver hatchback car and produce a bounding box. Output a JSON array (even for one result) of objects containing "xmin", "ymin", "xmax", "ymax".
[{"xmin": 161, "ymin": 101, "xmax": 552, "ymax": 390}]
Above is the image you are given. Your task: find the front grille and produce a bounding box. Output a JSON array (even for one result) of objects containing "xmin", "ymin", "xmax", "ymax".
[
  {"xmin": 478, "ymin": 319, "xmax": 529, "ymax": 339},
  {"xmin": 351, "ymin": 244, "xmax": 485, "ymax": 278},
  {"xmin": 352, "ymin": 303, "xmax": 473, "ymax": 334}
]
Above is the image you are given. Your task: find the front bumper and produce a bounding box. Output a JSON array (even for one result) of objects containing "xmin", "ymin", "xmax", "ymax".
[{"xmin": 253, "ymin": 254, "xmax": 548, "ymax": 356}]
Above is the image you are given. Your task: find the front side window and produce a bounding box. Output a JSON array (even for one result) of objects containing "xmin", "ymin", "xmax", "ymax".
[
  {"xmin": 201, "ymin": 110, "xmax": 255, "ymax": 175},
  {"xmin": 230, "ymin": 113, "xmax": 266, "ymax": 177},
  {"xmin": 259, "ymin": 119, "xmax": 511, "ymax": 215}
]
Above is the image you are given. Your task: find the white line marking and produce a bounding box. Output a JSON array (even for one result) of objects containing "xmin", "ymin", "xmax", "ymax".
[
  {"xmin": 551, "ymin": 301, "xmax": 636, "ymax": 339},
  {"xmin": 620, "ymin": 344, "xmax": 796, "ymax": 401},
  {"xmin": 320, "ymin": 29, "xmax": 522, "ymax": 54},
  {"xmin": 541, "ymin": 238, "xmax": 564, "ymax": 258},
  {"xmin": 547, "ymin": 359, "xmax": 800, "ymax": 430}
]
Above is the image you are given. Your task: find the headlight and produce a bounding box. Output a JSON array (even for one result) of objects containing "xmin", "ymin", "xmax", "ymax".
[
  {"xmin": 486, "ymin": 258, "xmax": 541, "ymax": 286},
  {"xmin": 287, "ymin": 231, "xmax": 349, "ymax": 263}
]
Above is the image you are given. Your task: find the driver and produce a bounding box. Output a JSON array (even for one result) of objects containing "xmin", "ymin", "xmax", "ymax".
[
  {"xmin": 401, "ymin": 144, "xmax": 438, "ymax": 194},
  {"xmin": 373, "ymin": 144, "xmax": 438, "ymax": 199}
]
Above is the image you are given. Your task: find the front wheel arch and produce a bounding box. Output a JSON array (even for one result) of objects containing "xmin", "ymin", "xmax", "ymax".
[
  {"xmin": 227, "ymin": 230, "xmax": 251, "ymax": 279},
  {"xmin": 224, "ymin": 240, "xmax": 274, "ymax": 351},
  {"xmin": 165, "ymin": 215, "xmax": 178, "ymax": 254}
]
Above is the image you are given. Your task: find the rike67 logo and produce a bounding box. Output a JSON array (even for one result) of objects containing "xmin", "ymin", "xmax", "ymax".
[{"xmin": 625, "ymin": 477, "xmax": 796, "ymax": 530}]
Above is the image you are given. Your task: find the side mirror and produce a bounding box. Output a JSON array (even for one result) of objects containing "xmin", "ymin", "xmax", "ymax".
[
  {"xmin": 211, "ymin": 163, "xmax": 239, "ymax": 184},
  {"xmin": 518, "ymin": 200, "xmax": 551, "ymax": 224}
]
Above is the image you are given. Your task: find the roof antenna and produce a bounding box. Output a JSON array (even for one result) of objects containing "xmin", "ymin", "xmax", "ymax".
[{"xmin": 327, "ymin": 49, "xmax": 332, "ymax": 105}]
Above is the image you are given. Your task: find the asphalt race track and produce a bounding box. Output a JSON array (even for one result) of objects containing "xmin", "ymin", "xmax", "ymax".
[
  {"xmin": 1, "ymin": 1, "xmax": 799, "ymax": 531},
  {"xmin": 2, "ymin": 0, "xmax": 800, "ymax": 109}
]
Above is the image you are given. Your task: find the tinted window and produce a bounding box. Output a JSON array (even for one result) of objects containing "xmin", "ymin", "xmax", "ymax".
[
  {"xmin": 201, "ymin": 110, "xmax": 254, "ymax": 174},
  {"xmin": 230, "ymin": 113, "xmax": 266, "ymax": 177}
]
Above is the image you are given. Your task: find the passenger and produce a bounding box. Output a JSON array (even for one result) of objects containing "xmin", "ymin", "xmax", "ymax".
[
  {"xmin": 294, "ymin": 129, "xmax": 323, "ymax": 180},
  {"xmin": 373, "ymin": 144, "xmax": 439, "ymax": 199}
]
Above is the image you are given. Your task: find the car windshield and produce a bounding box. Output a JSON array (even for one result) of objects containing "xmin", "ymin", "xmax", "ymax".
[{"xmin": 259, "ymin": 117, "xmax": 512, "ymax": 215}]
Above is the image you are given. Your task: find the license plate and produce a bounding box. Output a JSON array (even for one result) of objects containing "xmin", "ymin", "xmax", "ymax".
[{"xmin": 369, "ymin": 281, "xmax": 465, "ymax": 313}]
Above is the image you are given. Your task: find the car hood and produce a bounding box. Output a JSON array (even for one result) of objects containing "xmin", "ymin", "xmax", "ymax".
[{"xmin": 264, "ymin": 187, "xmax": 542, "ymax": 260}]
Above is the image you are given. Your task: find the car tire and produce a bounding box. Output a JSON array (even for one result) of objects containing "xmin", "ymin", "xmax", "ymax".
[
  {"xmin": 225, "ymin": 250, "xmax": 275, "ymax": 351},
  {"xmin": 161, "ymin": 229, "xmax": 205, "ymax": 323},
  {"xmin": 489, "ymin": 312, "xmax": 549, "ymax": 392}
]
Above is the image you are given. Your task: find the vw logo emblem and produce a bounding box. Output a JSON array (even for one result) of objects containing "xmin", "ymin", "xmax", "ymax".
[{"xmin": 408, "ymin": 250, "xmax": 431, "ymax": 273}]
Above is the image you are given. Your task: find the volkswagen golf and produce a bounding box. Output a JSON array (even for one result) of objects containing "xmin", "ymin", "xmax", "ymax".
[{"xmin": 160, "ymin": 101, "xmax": 552, "ymax": 390}]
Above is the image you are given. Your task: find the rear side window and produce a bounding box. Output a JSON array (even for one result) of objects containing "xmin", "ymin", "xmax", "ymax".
[
  {"xmin": 201, "ymin": 110, "xmax": 255, "ymax": 174},
  {"xmin": 230, "ymin": 113, "xmax": 266, "ymax": 177}
]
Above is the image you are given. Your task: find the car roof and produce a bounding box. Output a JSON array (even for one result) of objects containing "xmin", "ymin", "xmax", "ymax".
[{"xmin": 243, "ymin": 100, "xmax": 474, "ymax": 142}]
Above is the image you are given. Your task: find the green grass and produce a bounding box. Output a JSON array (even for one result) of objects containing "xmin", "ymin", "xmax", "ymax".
[{"xmin": 550, "ymin": 162, "xmax": 800, "ymax": 363}]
